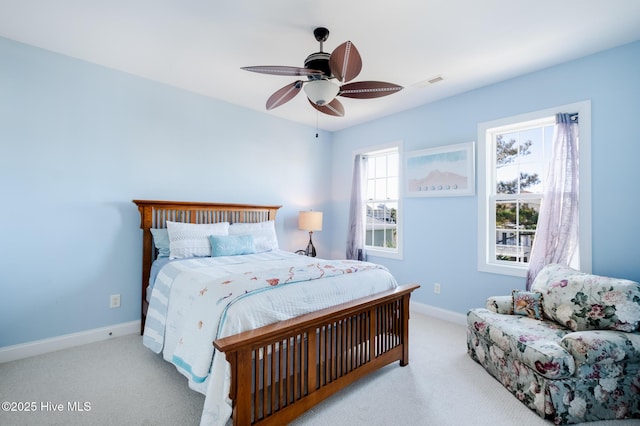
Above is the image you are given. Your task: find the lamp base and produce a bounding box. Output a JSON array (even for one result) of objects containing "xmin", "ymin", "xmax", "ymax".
[{"xmin": 305, "ymin": 231, "xmax": 317, "ymax": 257}]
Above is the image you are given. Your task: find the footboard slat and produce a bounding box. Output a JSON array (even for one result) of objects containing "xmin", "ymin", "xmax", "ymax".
[{"xmin": 214, "ymin": 284, "xmax": 419, "ymax": 426}]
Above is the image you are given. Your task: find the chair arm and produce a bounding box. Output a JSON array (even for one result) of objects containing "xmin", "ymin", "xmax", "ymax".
[
  {"xmin": 562, "ymin": 330, "xmax": 640, "ymax": 364},
  {"xmin": 486, "ymin": 295, "xmax": 513, "ymax": 314}
]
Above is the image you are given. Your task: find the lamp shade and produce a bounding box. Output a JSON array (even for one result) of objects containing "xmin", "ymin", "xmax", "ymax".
[
  {"xmin": 298, "ymin": 211, "xmax": 323, "ymax": 232},
  {"xmin": 303, "ymin": 80, "xmax": 339, "ymax": 106}
]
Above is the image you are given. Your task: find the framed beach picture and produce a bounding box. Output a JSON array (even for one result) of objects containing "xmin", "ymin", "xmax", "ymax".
[{"xmin": 405, "ymin": 142, "xmax": 475, "ymax": 197}]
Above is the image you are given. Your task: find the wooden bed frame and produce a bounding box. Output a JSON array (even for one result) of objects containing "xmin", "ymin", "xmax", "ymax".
[{"xmin": 133, "ymin": 200, "xmax": 419, "ymax": 426}]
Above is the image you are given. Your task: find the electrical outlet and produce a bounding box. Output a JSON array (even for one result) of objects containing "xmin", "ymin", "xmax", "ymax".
[
  {"xmin": 434, "ymin": 283, "xmax": 441, "ymax": 294},
  {"xmin": 110, "ymin": 294, "xmax": 121, "ymax": 309}
]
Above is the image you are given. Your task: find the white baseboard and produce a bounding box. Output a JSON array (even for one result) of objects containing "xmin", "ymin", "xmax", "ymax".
[
  {"xmin": 0, "ymin": 320, "xmax": 140, "ymax": 364},
  {"xmin": 1, "ymin": 304, "xmax": 461, "ymax": 363},
  {"xmin": 411, "ymin": 301, "xmax": 467, "ymax": 326}
]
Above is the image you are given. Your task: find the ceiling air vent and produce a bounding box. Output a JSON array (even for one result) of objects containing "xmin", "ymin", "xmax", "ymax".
[{"xmin": 412, "ymin": 75, "xmax": 445, "ymax": 88}]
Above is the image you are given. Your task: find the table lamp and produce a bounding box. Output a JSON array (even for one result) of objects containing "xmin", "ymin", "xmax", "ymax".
[{"xmin": 298, "ymin": 211, "xmax": 323, "ymax": 257}]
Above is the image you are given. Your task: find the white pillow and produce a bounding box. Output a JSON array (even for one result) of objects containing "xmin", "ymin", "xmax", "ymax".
[
  {"xmin": 166, "ymin": 221, "xmax": 229, "ymax": 259},
  {"xmin": 229, "ymin": 220, "xmax": 279, "ymax": 253}
]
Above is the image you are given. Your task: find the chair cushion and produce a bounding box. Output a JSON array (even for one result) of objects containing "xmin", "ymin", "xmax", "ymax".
[
  {"xmin": 468, "ymin": 308, "xmax": 575, "ymax": 379},
  {"xmin": 531, "ymin": 264, "xmax": 640, "ymax": 332}
]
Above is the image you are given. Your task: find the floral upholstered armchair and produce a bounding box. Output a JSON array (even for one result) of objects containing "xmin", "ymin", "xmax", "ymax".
[{"xmin": 467, "ymin": 264, "xmax": 640, "ymax": 424}]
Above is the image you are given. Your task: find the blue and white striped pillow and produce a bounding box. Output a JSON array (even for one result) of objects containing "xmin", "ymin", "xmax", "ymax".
[
  {"xmin": 166, "ymin": 221, "xmax": 229, "ymax": 259},
  {"xmin": 228, "ymin": 221, "xmax": 279, "ymax": 253}
]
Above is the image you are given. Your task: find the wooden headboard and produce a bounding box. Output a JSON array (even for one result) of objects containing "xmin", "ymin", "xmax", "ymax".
[{"xmin": 133, "ymin": 200, "xmax": 282, "ymax": 333}]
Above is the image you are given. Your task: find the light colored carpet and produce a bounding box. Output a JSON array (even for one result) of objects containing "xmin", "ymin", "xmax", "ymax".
[{"xmin": 1, "ymin": 313, "xmax": 637, "ymax": 425}]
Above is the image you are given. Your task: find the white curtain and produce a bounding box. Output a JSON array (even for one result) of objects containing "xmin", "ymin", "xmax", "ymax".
[
  {"xmin": 526, "ymin": 113, "xmax": 579, "ymax": 289},
  {"xmin": 346, "ymin": 154, "xmax": 368, "ymax": 261}
]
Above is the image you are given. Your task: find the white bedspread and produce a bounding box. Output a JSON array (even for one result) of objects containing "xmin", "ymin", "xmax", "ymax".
[{"xmin": 142, "ymin": 250, "xmax": 398, "ymax": 425}]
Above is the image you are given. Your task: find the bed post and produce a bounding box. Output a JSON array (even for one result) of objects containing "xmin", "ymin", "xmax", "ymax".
[
  {"xmin": 135, "ymin": 202, "xmax": 154, "ymax": 334},
  {"xmin": 400, "ymin": 290, "xmax": 411, "ymax": 366}
]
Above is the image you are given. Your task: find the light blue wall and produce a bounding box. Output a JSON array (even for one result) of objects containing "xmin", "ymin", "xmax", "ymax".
[
  {"xmin": 0, "ymin": 37, "xmax": 333, "ymax": 347},
  {"xmin": 2, "ymin": 36, "xmax": 639, "ymax": 348},
  {"xmin": 330, "ymin": 41, "xmax": 640, "ymax": 313}
]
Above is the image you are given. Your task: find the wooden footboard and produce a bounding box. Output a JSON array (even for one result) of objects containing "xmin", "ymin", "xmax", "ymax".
[{"xmin": 214, "ymin": 283, "xmax": 419, "ymax": 426}]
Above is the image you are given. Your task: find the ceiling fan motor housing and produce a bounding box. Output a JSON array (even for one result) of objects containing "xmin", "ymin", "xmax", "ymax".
[{"xmin": 304, "ymin": 52, "xmax": 332, "ymax": 79}]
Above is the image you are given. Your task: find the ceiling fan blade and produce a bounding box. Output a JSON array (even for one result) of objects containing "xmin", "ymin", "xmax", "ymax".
[
  {"xmin": 266, "ymin": 81, "xmax": 303, "ymax": 110},
  {"xmin": 329, "ymin": 41, "xmax": 362, "ymax": 83},
  {"xmin": 339, "ymin": 81, "xmax": 403, "ymax": 99},
  {"xmin": 242, "ymin": 66, "xmax": 324, "ymax": 77},
  {"xmin": 308, "ymin": 98, "xmax": 345, "ymax": 117}
]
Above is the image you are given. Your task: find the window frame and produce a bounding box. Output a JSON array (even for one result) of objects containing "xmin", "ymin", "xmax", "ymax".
[
  {"xmin": 477, "ymin": 101, "xmax": 592, "ymax": 277},
  {"xmin": 489, "ymin": 116, "xmax": 554, "ymax": 268},
  {"xmin": 356, "ymin": 141, "xmax": 403, "ymax": 260}
]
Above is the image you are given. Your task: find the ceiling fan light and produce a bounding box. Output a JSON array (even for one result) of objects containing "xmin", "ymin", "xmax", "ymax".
[{"xmin": 304, "ymin": 80, "xmax": 339, "ymax": 106}]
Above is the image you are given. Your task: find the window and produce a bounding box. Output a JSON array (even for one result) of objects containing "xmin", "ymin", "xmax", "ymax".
[
  {"xmin": 477, "ymin": 101, "xmax": 592, "ymax": 277},
  {"xmin": 362, "ymin": 144, "xmax": 402, "ymax": 259},
  {"xmin": 490, "ymin": 116, "xmax": 554, "ymax": 266}
]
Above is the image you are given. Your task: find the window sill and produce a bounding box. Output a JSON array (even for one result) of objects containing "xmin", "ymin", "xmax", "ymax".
[
  {"xmin": 366, "ymin": 248, "xmax": 403, "ymax": 261},
  {"xmin": 478, "ymin": 261, "xmax": 527, "ymax": 278}
]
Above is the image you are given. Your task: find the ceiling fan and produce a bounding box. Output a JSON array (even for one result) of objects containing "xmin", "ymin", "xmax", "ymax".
[{"xmin": 241, "ymin": 27, "xmax": 403, "ymax": 117}]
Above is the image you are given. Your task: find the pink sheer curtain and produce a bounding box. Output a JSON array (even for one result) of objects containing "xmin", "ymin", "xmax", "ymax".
[
  {"xmin": 346, "ymin": 154, "xmax": 368, "ymax": 261},
  {"xmin": 526, "ymin": 113, "xmax": 579, "ymax": 289}
]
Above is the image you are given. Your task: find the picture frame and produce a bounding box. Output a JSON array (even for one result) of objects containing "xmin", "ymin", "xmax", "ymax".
[{"xmin": 405, "ymin": 142, "xmax": 475, "ymax": 197}]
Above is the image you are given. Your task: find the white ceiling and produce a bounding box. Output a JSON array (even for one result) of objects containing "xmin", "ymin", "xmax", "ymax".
[{"xmin": 1, "ymin": 0, "xmax": 639, "ymax": 131}]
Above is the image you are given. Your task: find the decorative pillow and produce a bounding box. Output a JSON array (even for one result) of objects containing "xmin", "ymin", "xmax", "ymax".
[
  {"xmin": 209, "ymin": 235, "xmax": 255, "ymax": 257},
  {"xmin": 166, "ymin": 221, "xmax": 229, "ymax": 259},
  {"xmin": 229, "ymin": 221, "xmax": 278, "ymax": 253},
  {"xmin": 512, "ymin": 290, "xmax": 544, "ymax": 320},
  {"xmin": 531, "ymin": 264, "xmax": 640, "ymax": 332},
  {"xmin": 150, "ymin": 228, "xmax": 170, "ymax": 258}
]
